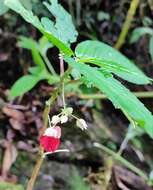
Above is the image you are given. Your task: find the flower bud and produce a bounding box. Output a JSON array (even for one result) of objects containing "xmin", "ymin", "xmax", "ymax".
[
  {"xmin": 66, "ymin": 107, "xmax": 73, "ymax": 115},
  {"xmin": 60, "ymin": 115, "xmax": 68, "ymax": 123},
  {"xmin": 76, "ymin": 119, "xmax": 88, "ymax": 130},
  {"xmin": 51, "ymin": 115, "xmax": 60, "ymax": 124}
]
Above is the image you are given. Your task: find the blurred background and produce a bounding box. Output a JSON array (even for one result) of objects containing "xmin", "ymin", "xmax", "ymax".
[{"xmin": 0, "ymin": 0, "xmax": 153, "ymax": 189}]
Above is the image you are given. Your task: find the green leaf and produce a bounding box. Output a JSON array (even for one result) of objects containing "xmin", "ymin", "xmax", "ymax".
[
  {"xmin": 10, "ymin": 75, "xmax": 40, "ymax": 98},
  {"xmin": 5, "ymin": 0, "xmax": 43, "ymax": 29},
  {"xmin": 38, "ymin": 69, "xmax": 60, "ymax": 84},
  {"xmin": 97, "ymin": 11, "xmax": 110, "ymax": 21},
  {"xmin": 10, "ymin": 68, "xmax": 60, "ymax": 98},
  {"xmin": 18, "ymin": 36, "xmax": 38, "ymax": 50},
  {"xmin": 149, "ymin": 36, "xmax": 153, "ymax": 61},
  {"xmin": 0, "ymin": 0, "xmax": 9, "ymax": 15},
  {"xmin": 38, "ymin": 36, "xmax": 53, "ymax": 56},
  {"xmin": 75, "ymin": 40, "xmax": 151, "ymax": 84},
  {"xmin": 43, "ymin": 0, "xmax": 78, "ymax": 44},
  {"xmin": 28, "ymin": 66, "xmax": 42, "ymax": 75},
  {"xmin": 18, "ymin": 36, "xmax": 46, "ymax": 68},
  {"xmin": 20, "ymin": 0, "xmax": 32, "ymax": 10},
  {"xmin": 4, "ymin": 0, "xmax": 74, "ymax": 56},
  {"xmin": 41, "ymin": 17, "xmax": 57, "ymax": 36},
  {"xmin": 65, "ymin": 56, "xmax": 153, "ymax": 138},
  {"xmin": 130, "ymin": 27, "xmax": 153, "ymax": 43}
]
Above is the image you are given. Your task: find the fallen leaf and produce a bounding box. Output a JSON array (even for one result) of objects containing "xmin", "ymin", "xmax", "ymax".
[
  {"xmin": 2, "ymin": 106, "xmax": 24, "ymax": 121},
  {"xmin": 0, "ymin": 52, "xmax": 9, "ymax": 61},
  {"xmin": 17, "ymin": 141, "xmax": 38, "ymax": 152},
  {"xmin": 9, "ymin": 118, "xmax": 23, "ymax": 131},
  {"xmin": 111, "ymin": 165, "xmax": 152, "ymax": 190},
  {"xmin": 1, "ymin": 142, "xmax": 18, "ymax": 179}
]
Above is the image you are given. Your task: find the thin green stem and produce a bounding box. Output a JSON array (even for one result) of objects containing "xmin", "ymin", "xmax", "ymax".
[
  {"xmin": 78, "ymin": 91, "xmax": 153, "ymax": 100},
  {"xmin": 121, "ymin": 108, "xmax": 137, "ymax": 128},
  {"xmin": 94, "ymin": 142, "xmax": 148, "ymax": 180},
  {"xmin": 41, "ymin": 53, "xmax": 56, "ymax": 75},
  {"xmin": 59, "ymin": 54, "xmax": 66, "ymax": 109},
  {"xmin": 62, "ymin": 82, "xmax": 66, "ymax": 109},
  {"xmin": 114, "ymin": 0, "xmax": 139, "ymax": 50}
]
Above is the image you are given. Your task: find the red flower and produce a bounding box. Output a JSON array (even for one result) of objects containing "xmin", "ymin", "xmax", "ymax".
[{"xmin": 40, "ymin": 126, "xmax": 61, "ymax": 152}]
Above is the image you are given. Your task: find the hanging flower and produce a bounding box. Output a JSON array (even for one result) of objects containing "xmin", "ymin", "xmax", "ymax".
[
  {"xmin": 76, "ymin": 118, "xmax": 88, "ymax": 130},
  {"xmin": 40, "ymin": 126, "xmax": 61, "ymax": 152}
]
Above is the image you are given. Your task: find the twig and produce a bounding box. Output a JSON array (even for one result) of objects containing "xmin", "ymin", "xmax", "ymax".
[
  {"xmin": 114, "ymin": 0, "xmax": 139, "ymax": 50},
  {"xmin": 26, "ymin": 154, "xmax": 44, "ymax": 190}
]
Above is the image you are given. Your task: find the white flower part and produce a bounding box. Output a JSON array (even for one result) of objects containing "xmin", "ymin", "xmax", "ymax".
[
  {"xmin": 76, "ymin": 119, "xmax": 88, "ymax": 130},
  {"xmin": 44, "ymin": 126, "xmax": 61, "ymax": 138},
  {"xmin": 66, "ymin": 107, "xmax": 73, "ymax": 115},
  {"xmin": 60, "ymin": 115, "xmax": 68, "ymax": 123},
  {"xmin": 51, "ymin": 115, "xmax": 60, "ymax": 124},
  {"xmin": 61, "ymin": 107, "xmax": 73, "ymax": 116}
]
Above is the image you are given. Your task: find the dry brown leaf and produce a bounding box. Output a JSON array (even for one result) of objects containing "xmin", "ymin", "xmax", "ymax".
[
  {"xmin": 1, "ymin": 142, "xmax": 18, "ymax": 179},
  {"xmin": 9, "ymin": 118, "xmax": 24, "ymax": 131},
  {"xmin": 0, "ymin": 52, "xmax": 9, "ymax": 61},
  {"xmin": 2, "ymin": 106, "xmax": 24, "ymax": 121},
  {"xmin": 17, "ymin": 141, "xmax": 38, "ymax": 152},
  {"xmin": 111, "ymin": 165, "xmax": 152, "ymax": 190}
]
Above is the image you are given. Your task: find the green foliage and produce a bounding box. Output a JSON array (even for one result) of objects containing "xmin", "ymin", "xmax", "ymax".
[
  {"xmin": 10, "ymin": 71, "xmax": 39, "ymax": 99},
  {"xmin": 10, "ymin": 75, "xmax": 41, "ymax": 98},
  {"xmin": 70, "ymin": 168, "xmax": 90, "ymax": 190},
  {"xmin": 10, "ymin": 36, "xmax": 59, "ymax": 98},
  {"xmin": 130, "ymin": 27, "xmax": 153, "ymax": 43},
  {"xmin": 18, "ymin": 36, "xmax": 46, "ymax": 69},
  {"xmin": 130, "ymin": 27, "xmax": 153, "ymax": 61},
  {"xmin": 4, "ymin": 0, "xmax": 74, "ymax": 56},
  {"xmin": 20, "ymin": 0, "xmax": 32, "ymax": 10},
  {"xmin": 43, "ymin": 0, "xmax": 78, "ymax": 44},
  {"xmin": 65, "ymin": 56, "xmax": 153, "ymax": 138},
  {"xmin": 0, "ymin": 0, "xmax": 9, "ymax": 15},
  {"xmin": 4, "ymin": 0, "xmax": 153, "ymax": 138},
  {"xmin": 10, "ymin": 70, "xmax": 59, "ymax": 98},
  {"xmin": 149, "ymin": 36, "xmax": 153, "ymax": 61},
  {"xmin": 75, "ymin": 40, "xmax": 151, "ymax": 84},
  {"xmin": 97, "ymin": 11, "xmax": 110, "ymax": 21},
  {"xmin": 0, "ymin": 182, "xmax": 24, "ymax": 190},
  {"xmin": 38, "ymin": 36, "xmax": 53, "ymax": 55}
]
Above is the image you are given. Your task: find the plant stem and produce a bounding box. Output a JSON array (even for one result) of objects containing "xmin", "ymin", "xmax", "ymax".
[
  {"xmin": 42, "ymin": 53, "xmax": 56, "ymax": 76},
  {"xmin": 78, "ymin": 91, "xmax": 153, "ymax": 100},
  {"xmin": 26, "ymin": 68, "xmax": 71, "ymax": 190},
  {"xmin": 94, "ymin": 142, "xmax": 148, "ymax": 180},
  {"xmin": 121, "ymin": 108, "xmax": 137, "ymax": 128},
  {"xmin": 26, "ymin": 99, "xmax": 52, "ymax": 190},
  {"xmin": 114, "ymin": 0, "xmax": 139, "ymax": 50},
  {"xmin": 59, "ymin": 54, "xmax": 66, "ymax": 109},
  {"xmin": 26, "ymin": 154, "xmax": 44, "ymax": 190}
]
